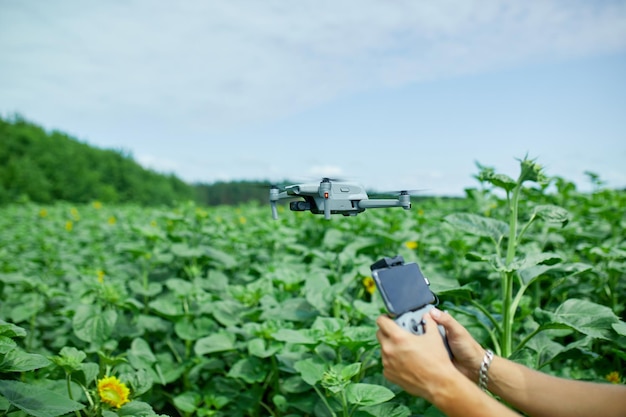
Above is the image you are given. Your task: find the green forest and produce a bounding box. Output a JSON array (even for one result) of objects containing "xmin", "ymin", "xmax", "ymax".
[{"xmin": 0, "ymin": 114, "xmax": 276, "ymax": 207}]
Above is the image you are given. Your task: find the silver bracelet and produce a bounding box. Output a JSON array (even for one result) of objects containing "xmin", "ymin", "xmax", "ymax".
[{"xmin": 478, "ymin": 349, "xmax": 494, "ymax": 391}]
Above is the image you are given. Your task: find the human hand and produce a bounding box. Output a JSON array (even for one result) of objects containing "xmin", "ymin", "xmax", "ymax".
[
  {"xmin": 429, "ymin": 309, "xmax": 485, "ymax": 383},
  {"xmin": 376, "ymin": 311, "xmax": 460, "ymax": 401}
]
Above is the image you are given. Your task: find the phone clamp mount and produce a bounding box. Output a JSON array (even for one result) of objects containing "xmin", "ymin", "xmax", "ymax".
[{"xmin": 370, "ymin": 256, "xmax": 452, "ymax": 358}]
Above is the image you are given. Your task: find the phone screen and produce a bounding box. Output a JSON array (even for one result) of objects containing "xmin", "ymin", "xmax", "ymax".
[{"xmin": 372, "ymin": 262, "xmax": 435, "ymax": 316}]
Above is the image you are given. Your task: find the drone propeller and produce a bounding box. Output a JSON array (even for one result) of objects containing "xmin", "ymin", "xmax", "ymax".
[{"xmin": 320, "ymin": 176, "xmax": 348, "ymax": 183}]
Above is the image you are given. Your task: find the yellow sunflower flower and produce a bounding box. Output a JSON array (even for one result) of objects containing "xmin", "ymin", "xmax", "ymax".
[
  {"xmin": 362, "ymin": 276, "xmax": 376, "ymax": 295},
  {"xmin": 97, "ymin": 375, "xmax": 130, "ymax": 408},
  {"xmin": 405, "ymin": 241, "xmax": 418, "ymax": 250},
  {"xmin": 606, "ymin": 371, "xmax": 621, "ymax": 384}
]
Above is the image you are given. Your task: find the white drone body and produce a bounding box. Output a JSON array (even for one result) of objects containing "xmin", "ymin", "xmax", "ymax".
[{"xmin": 270, "ymin": 178, "xmax": 412, "ymax": 220}]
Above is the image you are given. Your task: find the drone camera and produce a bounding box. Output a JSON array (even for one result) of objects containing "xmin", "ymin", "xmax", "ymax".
[{"xmin": 290, "ymin": 201, "xmax": 311, "ymax": 211}]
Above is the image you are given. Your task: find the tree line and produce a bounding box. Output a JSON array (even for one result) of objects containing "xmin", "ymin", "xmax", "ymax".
[{"xmin": 0, "ymin": 114, "xmax": 275, "ymax": 206}]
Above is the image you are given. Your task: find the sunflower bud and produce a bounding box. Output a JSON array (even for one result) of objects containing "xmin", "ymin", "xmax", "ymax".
[{"xmin": 518, "ymin": 156, "xmax": 547, "ymax": 185}]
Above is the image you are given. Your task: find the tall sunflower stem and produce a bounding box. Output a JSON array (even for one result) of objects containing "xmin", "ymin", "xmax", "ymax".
[{"xmin": 502, "ymin": 184, "xmax": 522, "ymax": 358}]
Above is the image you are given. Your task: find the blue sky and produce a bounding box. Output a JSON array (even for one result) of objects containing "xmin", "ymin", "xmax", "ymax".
[{"xmin": 1, "ymin": 1, "xmax": 625, "ymax": 195}]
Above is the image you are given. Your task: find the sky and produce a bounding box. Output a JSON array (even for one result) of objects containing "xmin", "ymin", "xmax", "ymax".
[{"xmin": 1, "ymin": 0, "xmax": 625, "ymax": 196}]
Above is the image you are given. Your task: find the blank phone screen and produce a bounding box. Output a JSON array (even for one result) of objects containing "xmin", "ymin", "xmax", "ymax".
[{"xmin": 373, "ymin": 263, "xmax": 435, "ymax": 315}]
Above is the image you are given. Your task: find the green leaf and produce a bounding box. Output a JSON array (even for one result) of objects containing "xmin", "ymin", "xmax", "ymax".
[
  {"xmin": 340, "ymin": 326, "xmax": 377, "ymax": 346},
  {"xmin": 280, "ymin": 375, "xmax": 312, "ymax": 394},
  {"xmin": 537, "ymin": 299, "xmax": 619, "ymax": 339},
  {"xmin": 170, "ymin": 243, "xmax": 204, "ymax": 258},
  {"xmin": 118, "ymin": 400, "xmax": 168, "ymax": 416},
  {"xmin": 465, "ymin": 252, "xmax": 488, "ymax": 262},
  {"xmin": 294, "ymin": 357, "xmax": 326, "ymax": 386},
  {"xmin": 518, "ymin": 262, "xmax": 592, "ymax": 286},
  {"xmin": 510, "ymin": 252, "xmax": 562, "ymax": 270},
  {"xmin": 305, "ymin": 273, "xmax": 332, "ymax": 314},
  {"xmin": 209, "ymin": 300, "xmax": 244, "ymax": 327},
  {"xmin": 322, "ymin": 229, "xmax": 344, "ymax": 250},
  {"xmin": 165, "ymin": 278, "xmax": 194, "ymax": 296},
  {"xmin": 173, "ymin": 391, "xmax": 201, "ymax": 413},
  {"xmin": 345, "ymin": 383, "xmax": 395, "ymax": 406},
  {"xmin": 72, "ymin": 304, "xmax": 117, "ymax": 345},
  {"xmin": 444, "ymin": 213, "xmax": 509, "ymax": 242},
  {"xmin": 128, "ymin": 338, "xmax": 157, "ymax": 369},
  {"xmin": 148, "ymin": 296, "xmax": 184, "ymax": 318},
  {"xmin": 260, "ymin": 297, "xmax": 318, "ymax": 322},
  {"xmin": 247, "ymin": 338, "xmax": 280, "ymax": 358},
  {"xmin": 0, "ymin": 320, "xmax": 27, "ymax": 338},
  {"xmin": 201, "ymin": 270, "xmax": 229, "ymax": 292},
  {"xmin": 424, "ymin": 405, "xmax": 448, "ymax": 417},
  {"xmin": 272, "ymin": 329, "xmax": 320, "ymax": 345},
  {"xmin": 0, "ymin": 336, "xmax": 17, "ymax": 355},
  {"xmin": 0, "ymin": 348, "xmax": 51, "ymax": 372},
  {"xmin": 227, "ymin": 357, "xmax": 267, "ymax": 383},
  {"xmin": 81, "ymin": 362, "xmax": 100, "ymax": 385},
  {"xmin": 194, "ymin": 332, "xmax": 236, "ymax": 355},
  {"xmin": 0, "ymin": 379, "xmax": 84, "ymax": 417},
  {"xmin": 340, "ymin": 362, "xmax": 362, "ymax": 380},
  {"xmin": 476, "ymin": 164, "xmax": 518, "ymax": 191},
  {"xmin": 273, "ymin": 394, "xmax": 288, "ymax": 412},
  {"xmin": 312, "ymin": 316, "xmax": 344, "ymax": 333},
  {"xmin": 361, "ymin": 403, "xmax": 411, "ymax": 417},
  {"xmin": 205, "ymin": 247, "xmax": 238, "ymax": 269},
  {"xmin": 338, "ymin": 237, "xmax": 379, "ymax": 265},
  {"xmin": 612, "ymin": 321, "xmax": 626, "ymax": 336},
  {"xmin": 119, "ymin": 368, "xmax": 154, "ymax": 397},
  {"xmin": 128, "ymin": 281, "xmax": 163, "ymax": 297},
  {"xmin": 532, "ymin": 204, "xmax": 570, "ymax": 226},
  {"xmin": 436, "ymin": 282, "xmax": 479, "ymax": 299}
]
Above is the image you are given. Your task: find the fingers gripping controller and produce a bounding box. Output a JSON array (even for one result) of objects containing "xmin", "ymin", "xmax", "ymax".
[{"xmin": 395, "ymin": 304, "xmax": 452, "ymax": 358}]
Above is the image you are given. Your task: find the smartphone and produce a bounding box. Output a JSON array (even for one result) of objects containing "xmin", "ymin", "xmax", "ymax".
[{"xmin": 372, "ymin": 262, "xmax": 435, "ymax": 317}]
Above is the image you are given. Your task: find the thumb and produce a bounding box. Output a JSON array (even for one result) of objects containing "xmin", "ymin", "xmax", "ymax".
[
  {"xmin": 430, "ymin": 308, "xmax": 462, "ymax": 336},
  {"xmin": 422, "ymin": 310, "xmax": 443, "ymax": 339}
]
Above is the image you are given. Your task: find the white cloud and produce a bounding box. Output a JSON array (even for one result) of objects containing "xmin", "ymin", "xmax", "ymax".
[{"xmin": 2, "ymin": 0, "xmax": 625, "ymax": 130}]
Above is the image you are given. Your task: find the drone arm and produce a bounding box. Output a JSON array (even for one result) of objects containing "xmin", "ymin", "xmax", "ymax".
[{"xmin": 357, "ymin": 198, "xmax": 411, "ymax": 210}]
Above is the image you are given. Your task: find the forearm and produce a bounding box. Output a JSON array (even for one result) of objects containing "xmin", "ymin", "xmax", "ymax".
[
  {"xmin": 487, "ymin": 356, "xmax": 626, "ymax": 417},
  {"xmin": 429, "ymin": 370, "xmax": 522, "ymax": 417}
]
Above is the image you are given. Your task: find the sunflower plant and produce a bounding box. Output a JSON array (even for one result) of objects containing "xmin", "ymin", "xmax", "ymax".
[{"xmin": 443, "ymin": 156, "xmax": 626, "ymax": 366}]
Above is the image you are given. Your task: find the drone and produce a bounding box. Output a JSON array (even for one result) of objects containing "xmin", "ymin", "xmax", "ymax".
[{"xmin": 269, "ymin": 177, "xmax": 413, "ymax": 220}]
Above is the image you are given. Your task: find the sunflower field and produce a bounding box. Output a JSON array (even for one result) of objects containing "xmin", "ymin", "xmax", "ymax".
[{"xmin": 1, "ymin": 158, "xmax": 625, "ymax": 417}]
